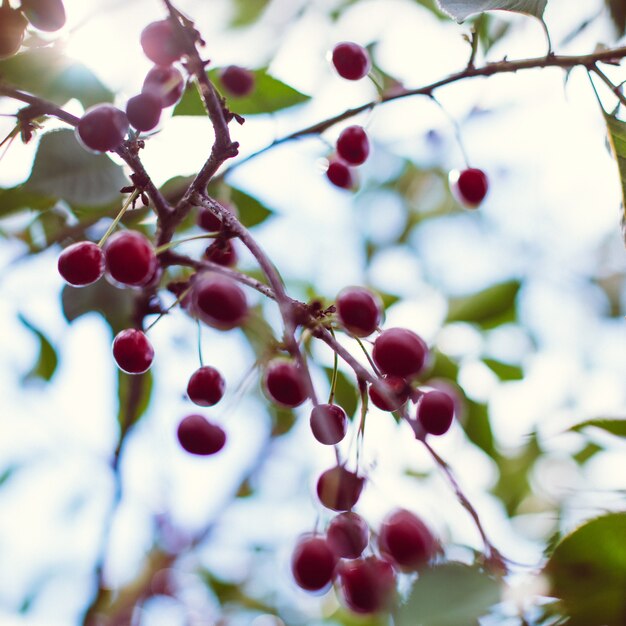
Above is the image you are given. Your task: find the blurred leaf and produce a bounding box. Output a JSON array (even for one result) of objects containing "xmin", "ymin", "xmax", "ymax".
[
  {"xmin": 0, "ymin": 186, "xmax": 56, "ymax": 218},
  {"xmin": 117, "ymin": 370, "xmax": 153, "ymax": 435},
  {"xmin": 544, "ymin": 512, "xmax": 626, "ymax": 626},
  {"xmin": 174, "ymin": 68, "xmax": 310, "ymax": 116},
  {"xmin": 18, "ymin": 314, "xmax": 58, "ymax": 382},
  {"xmin": 378, "ymin": 291, "xmax": 400, "ymax": 310},
  {"xmin": 606, "ymin": 0, "xmax": 626, "ymax": 35},
  {"xmin": 482, "ymin": 358, "xmax": 523, "ymax": 380},
  {"xmin": 333, "ymin": 608, "xmax": 392, "ymax": 625},
  {"xmin": 475, "ymin": 13, "xmax": 512, "ymax": 55},
  {"xmin": 572, "ymin": 442, "xmax": 603, "ymax": 465},
  {"xmin": 269, "ymin": 404, "xmax": 297, "ymax": 436},
  {"xmin": 396, "ymin": 562, "xmax": 500, "ymax": 626},
  {"xmin": 462, "ymin": 399, "xmax": 498, "ymax": 460},
  {"xmin": 230, "ymin": 0, "xmax": 270, "ymax": 26},
  {"xmin": 436, "ymin": 0, "xmax": 546, "ymax": 22},
  {"xmin": 324, "ymin": 367, "xmax": 359, "ymax": 419},
  {"xmin": 603, "ymin": 113, "xmax": 626, "ymax": 244},
  {"xmin": 0, "ymin": 465, "xmax": 18, "ymax": 488},
  {"xmin": 426, "ymin": 349, "xmax": 460, "ymax": 381},
  {"xmin": 229, "ymin": 187, "xmax": 273, "ymax": 227},
  {"xmin": 241, "ymin": 306, "xmax": 278, "ymax": 358},
  {"xmin": 159, "ymin": 175, "xmax": 194, "ymax": 205},
  {"xmin": 570, "ymin": 418, "xmax": 626, "ymax": 438},
  {"xmin": 446, "ymin": 280, "xmax": 520, "ymax": 328},
  {"xmin": 25, "ymin": 130, "xmax": 128, "ymax": 207}
]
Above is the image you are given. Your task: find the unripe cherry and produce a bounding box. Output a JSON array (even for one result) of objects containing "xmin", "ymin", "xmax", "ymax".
[
  {"xmin": 177, "ymin": 414, "xmax": 226, "ymax": 455},
  {"xmin": 112, "ymin": 329, "xmax": 154, "ymax": 374},
  {"xmin": 57, "ymin": 241, "xmax": 104, "ymax": 287},
  {"xmin": 317, "ymin": 465, "xmax": 364, "ymax": 511},
  {"xmin": 291, "ymin": 535, "xmax": 337, "ymax": 591}
]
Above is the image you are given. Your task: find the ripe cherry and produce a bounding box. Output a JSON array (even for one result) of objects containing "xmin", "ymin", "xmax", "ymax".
[
  {"xmin": 220, "ymin": 65, "xmax": 255, "ymax": 97},
  {"xmin": 142, "ymin": 65, "xmax": 185, "ymax": 108},
  {"xmin": 417, "ymin": 390, "xmax": 455, "ymax": 435},
  {"xmin": 57, "ymin": 241, "xmax": 105, "ymax": 287},
  {"xmin": 21, "ymin": 0, "xmax": 66, "ymax": 32},
  {"xmin": 336, "ymin": 286, "xmax": 381, "ymax": 337},
  {"xmin": 309, "ymin": 403, "xmax": 348, "ymax": 445},
  {"xmin": 140, "ymin": 20, "xmax": 184, "ymax": 66},
  {"xmin": 0, "ymin": 6, "xmax": 28, "ymax": 59},
  {"xmin": 317, "ymin": 465, "xmax": 364, "ymax": 511},
  {"xmin": 203, "ymin": 239, "xmax": 237, "ymax": 267},
  {"xmin": 264, "ymin": 360, "xmax": 307, "ymax": 408},
  {"xmin": 77, "ymin": 104, "xmax": 129, "ymax": 153},
  {"xmin": 126, "ymin": 92, "xmax": 162, "ymax": 132},
  {"xmin": 112, "ymin": 329, "xmax": 154, "ymax": 374},
  {"xmin": 326, "ymin": 159, "xmax": 354, "ymax": 189},
  {"xmin": 450, "ymin": 167, "xmax": 489, "ymax": 207},
  {"xmin": 372, "ymin": 328, "xmax": 428, "ymax": 378},
  {"xmin": 338, "ymin": 557, "xmax": 396, "ymax": 614},
  {"xmin": 332, "ymin": 42, "xmax": 371, "ymax": 80},
  {"xmin": 187, "ymin": 366, "xmax": 225, "ymax": 407},
  {"xmin": 336, "ymin": 126, "xmax": 370, "ymax": 165},
  {"xmin": 191, "ymin": 274, "xmax": 248, "ymax": 330},
  {"xmin": 177, "ymin": 414, "xmax": 226, "ymax": 455},
  {"xmin": 103, "ymin": 230, "xmax": 158, "ymax": 288},
  {"xmin": 327, "ymin": 512, "xmax": 369, "ymax": 559},
  {"xmin": 378, "ymin": 508, "xmax": 437, "ymax": 571},
  {"xmin": 291, "ymin": 535, "xmax": 337, "ymax": 591},
  {"xmin": 368, "ymin": 376, "xmax": 410, "ymax": 412}
]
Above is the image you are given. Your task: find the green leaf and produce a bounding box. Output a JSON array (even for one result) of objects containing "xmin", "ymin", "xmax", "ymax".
[
  {"xmin": 445, "ymin": 280, "xmax": 520, "ymax": 328},
  {"xmin": 230, "ymin": 0, "xmax": 270, "ymax": 26},
  {"xmin": 603, "ymin": 113, "xmax": 626, "ymax": 243},
  {"xmin": 324, "ymin": 367, "xmax": 359, "ymax": 419},
  {"xmin": 570, "ymin": 418, "xmax": 626, "ymax": 438},
  {"xmin": 18, "ymin": 314, "xmax": 58, "ymax": 382},
  {"xmin": 396, "ymin": 563, "xmax": 500, "ymax": 626},
  {"xmin": 229, "ymin": 187, "xmax": 273, "ymax": 228},
  {"xmin": 426, "ymin": 349, "xmax": 460, "ymax": 381},
  {"xmin": 0, "ymin": 186, "xmax": 56, "ymax": 218},
  {"xmin": 25, "ymin": 130, "xmax": 128, "ymax": 207},
  {"xmin": 572, "ymin": 442, "xmax": 603, "ymax": 465},
  {"xmin": 117, "ymin": 370, "xmax": 153, "ymax": 435},
  {"xmin": 241, "ymin": 306, "xmax": 278, "ymax": 358},
  {"xmin": 544, "ymin": 512, "xmax": 626, "ymax": 626},
  {"xmin": 462, "ymin": 400, "xmax": 498, "ymax": 460},
  {"xmin": 174, "ymin": 68, "xmax": 310, "ymax": 116},
  {"xmin": 269, "ymin": 404, "xmax": 297, "ymax": 436},
  {"xmin": 482, "ymin": 357, "xmax": 523, "ymax": 380},
  {"xmin": 436, "ymin": 0, "xmax": 547, "ymax": 22}
]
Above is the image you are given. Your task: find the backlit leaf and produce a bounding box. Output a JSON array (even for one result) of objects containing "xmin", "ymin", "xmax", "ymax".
[
  {"xmin": 19, "ymin": 314, "xmax": 58, "ymax": 382},
  {"xmin": 570, "ymin": 418, "xmax": 626, "ymax": 438},
  {"xmin": 437, "ymin": 0, "xmax": 547, "ymax": 22},
  {"xmin": 446, "ymin": 280, "xmax": 520, "ymax": 328}
]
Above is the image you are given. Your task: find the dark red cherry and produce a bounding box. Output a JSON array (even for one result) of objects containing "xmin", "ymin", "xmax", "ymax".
[
  {"xmin": 140, "ymin": 20, "xmax": 184, "ymax": 65},
  {"xmin": 372, "ymin": 328, "xmax": 428, "ymax": 378},
  {"xmin": 338, "ymin": 557, "xmax": 396, "ymax": 614},
  {"xmin": 368, "ymin": 376, "xmax": 410, "ymax": 412},
  {"xmin": 220, "ymin": 65, "xmax": 255, "ymax": 97},
  {"xmin": 112, "ymin": 329, "xmax": 154, "ymax": 374},
  {"xmin": 291, "ymin": 535, "xmax": 337, "ymax": 591},
  {"xmin": 191, "ymin": 274, "xmax": 248, "ymax": 330},
  {"xmin": 309, "ymin": 403, "xmax": 348, "ymax": 445},
  {"xmin": 21, "ymin": 0, "xmax": 66, "ymax": 32},
  {"xmin": 331, "ymin": 42, "xmax": 371, "ymax": 80},
  {"xmin": 57, "ymin": 241, "xmax": 104, "ymax": 287},
  {"xmin": 0, "ymin": 6, "xmax": 28, "ymax": 59},
  {"xmin": 197, "ymin": 202, "xmax": 237, "ymax": 233},
  {"xmin": 126, "ymin": 92, "xmax": 162, "ymax": 132},
  {"xmin": 327, "ymin": 512, "xmax": 369, "ymax": 559},
  {"xmin": 336, "ymin": 126, "xmax": 370, "ymax": 165},
  {"xmin": 378, "ymin": 509, "xmax": 437, "ymax": 571},
  {"xmin": 187, "ymin": 366, "xmax": 225, "ymax": 407},
  {"xmin": 177, "ymin": 414, "xmax": 226, "ymax": 455},
  {"xmin": 77, "ymin": 104, "xmax": 129, "ymax": 153},
  {"xmin": 317, "ymin": 466, "xmax": 364, "ymax": 511},
  {"xmin": 417, "ymin": 390, "xmax": 455, "ymax": 435},
  {"xmin": 264, "ymin": 360, "xmax": 308, "ymax": 408},
  {"xmin": 451, "ymin": 168, "xmax": 489, "ymax": 207},
  {"xmin": 326, "ymin": 159, "xmax": 354, "ymax": 189},
  {"xmin": 336, "ymin": 286, "xmax": 381, "ymax": 337},
  {"xmin": 203, "ymin": 239, "xmax": 237, "ymax": 267},
  {"xmin": 142, "ymin": 65, "xmax": 185, "ymax": 108},
  {"xmin": 103, "ymin": 230, "xmax": 158, "ymax": 287}
]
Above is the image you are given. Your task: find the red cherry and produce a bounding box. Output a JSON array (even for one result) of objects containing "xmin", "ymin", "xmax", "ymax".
[
  {"xmin": 378, "ymin": 509, "xmax": 437, "ymax": 571},
  {"xmin": 336, "ymin": 286, "xmax": 381, "ymax": 337},
  {"xmin": 103, "ymin": 230, "xmax": 158, "ymax": 287},
  {"xmin": 327, "ymin": 512, "xmax": 369, "ymax": 559},
  {"xmin": 126, "ymin": 92, "xmax": 162, "ymax": 132},
  {"xmin": 140, "ymin": 20, "xmax": 184, "ymax": 66},
  {"xmin": 220, "ymin": 65, "xmax": 255, "ymax": 97},
  {"xmin": 203, "ymin": 239, "xmax": 237, "ymax": 267},
  {"xmin": 417, "ymin": 390, "xmax": 455, "ymax": 435},
  {"xmin": 0, "ymin": 6, "xmax": 28, "ymax": 59},
  {"xmin": 331, "ymin": 42, "xmax": 371, "ymax": 80},
  {"xmin": 112, "ymin": 329, "xmax": 154, "ymax": 374},
  {"xmin": 177, "ymin": 414, "xmax": 226, "ymax": 455},
  {"xmin": 316, "ymin": 466, "xmax": 364, "ymax": 511},
  {"xmin": 264, "ymin": 360, "xmax": 308, "ymax": 408},
  {"xmin": 187, "ymin": 366, "xmax": 225, "ymax": 407},
  {"xmin": 77, "ymin": 104, "xmax": 129, "ymax": 153},
  {"xmin": 191, "ymin": 274, "xmax": 248, "ymax": 330},
  {"xmin": 57, "ymin": 241, "xmax": 105, "ymax": 287},
  {"xmin": 142, "ymin": 65, "xmax": 185, "ymax": 108},
  {"xmin": 336, "ymin": 126, "xmax": 370, "ymax": 165},
  {"xmin": 326, "ymin": 159, "xmax": 354, "ymax": 189},
  {"xmin": 309, "ymin": 403, "xmax": 348, "ymax": 445},
  {"xmin": 368, "ymin": 376, "xmax": 410, "ymax": 412},
  {"xmin": 338, "ymin": 557, "xmax": 396, "ymax": 614},
  {"xmin": 21, "ymin": 0, "xmax": 66, "ymax": 32},
  {"xmin": 291, "ymin": 535, "xmax": 337, "ymax": 591},
  {"xmin": 372, "ymin": 328, "xmax": 428, "ymax": 378},
  {"xmin": 197, "ymin": 202, "xmax": 237, "ymax": 232},
  {"xmin": 451, "ymin": 168, "xmax": 489, "ymax": 207}
]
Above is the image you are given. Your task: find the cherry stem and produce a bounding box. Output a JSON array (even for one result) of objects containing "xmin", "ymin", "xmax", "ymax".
[
  {"xmin": 144, "ymin": 285, "xmax": 192, "ymax": 332},
  {"xmin": 197, "ymin": 319, "xmax": 204, "ymax": 367},
  {"xmin": 328, "ymin": 328, "xmax": 339, "ymax": 404},
  {"xmin": 154, "ymin": 232, "xmax": 218, "ymax": 255},
  {"xmin": 97, "ymin": 189, "xmax": 140, "ymax": 248}
]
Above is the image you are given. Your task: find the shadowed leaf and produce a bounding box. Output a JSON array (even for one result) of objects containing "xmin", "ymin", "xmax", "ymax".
[
  {"xmin": 437, "ymin": 0, "xmax": 546, "ymax": 22},
  {"xmin": 19, "ymin": 314, "xmax": 58, "ymax": 382}
]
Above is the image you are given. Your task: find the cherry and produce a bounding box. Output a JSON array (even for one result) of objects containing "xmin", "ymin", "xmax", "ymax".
[
  {"xmin": 187, "ymin": 366, "xmax": 225, "ymax": 407},
  {"xmin": 220, "ymin": 65, "xmax": 255, "ymax": 97},
  {"xmin": 316, "ymin": 465, "xmax": 364, "ymax": 511},
  {"xmin": 309, "ymin": 403, "xmax": 348, "ymax": 445},
  {"xmin": 368, "ymin": 376, "xmax": 410, "ymax": 412},
  {"xmin": 197, "ymin": 202, "xmax": 236, "ymax": 233},
  {"xmin": 112, "ymin": 329, "xmax": 154, "ymax": 374},
  {"xmin": 191, "ymin": 274, "xmax": 248, "ymax": 330},
  {"xmin": 142, "ymin": 65, "xmax": 185, "ymax": 108},
  {"xmin": 336, "ymin": 286, "xmax": 381, "ymax": 337},
  {"xmin": 327, "ymin": 512, "xmax": 369, "ymax": 559},
  {"xmin": 203, "ymin": 239, "xmax": 237, "ymax": 267},
  {"xmin": 126, "ymin": 92, "xmax": 162, "ymax": 132},
  {"xmin": 326, "ymin": 159, "xmax": 354, "ymax": 189},
  {"xmin": 416, "ymin": 390, "xmax": 455, "ymax": 435},
  {"xmin": 338, "ymin": 557, "xmax": 396, "ymax": 614},
  {"xmin": 372, "ymin": 328, "xmax": 428, "ymax": 378},
  {"xmin": 77, "ymin": 104, "xmax": 129, "ymax": 153},
  {"xmin": 331, "ymin": 42, "xmax": 371, "ymax": 80},
  {"xmin": 450, "ymin": 167, "xmax": 489, "ymax": 207},
  {"xmin": 378, "ymin": 508, "xmax": 437, "ymax": 571},
  {"xmin": 291, "ymin": 535, "xmax": 337, "ymax": 591},
  {"xmin": 264, "ymin": 360, "xmax": 307, "ymax": 408},
  {"xmin": 21, "ymin": 0, "xmax": 66, "ymax": 32},
  {"xmin": 177, "ymin": 414, "xmax": 226, "ymax": 455},
  {"xmin": 0, "ymin": 6, "xmax": 28, "ymax": 59},
  {"xmin": 57, "ymin": 241, "xmax": 105, "ymax": 287},
  {"xmin": 140, "ymin": 20, "xmax": 184, "ymax": 66},
  {"xmin": 336, "ymin": 126, "xmax": 370, "ymax": 165},
  {"xmin": 103, "ymin": 230, "xmax": 158, "ymax": 288}
]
